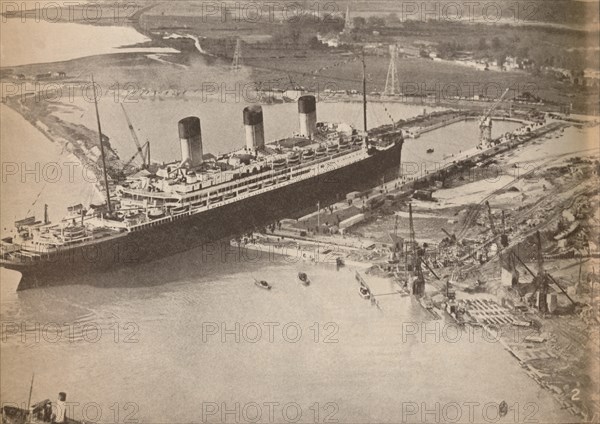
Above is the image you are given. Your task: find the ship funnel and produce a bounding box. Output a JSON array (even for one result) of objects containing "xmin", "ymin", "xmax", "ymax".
[
  {"xmin": 178, "ymin": 116, "xmax": 203, "ymax": 168},
  {"xmin": 298, "ymin": 95, "xmax": 317, "ymax": 138},
  {"xmin": 243, "ymin": 105, "xmax": 265, "ymax": 151}
]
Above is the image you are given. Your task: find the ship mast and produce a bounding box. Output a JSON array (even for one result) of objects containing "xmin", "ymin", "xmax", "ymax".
[
  {"xmin": 361, "ymin": 48, "xmax": 368, "ymax": 142},
  {"xmin": 91, "ymin": 75, "xmax": 112, "ymax": 213},
  {"xmin": 26, "ymin": 373, "xmax": 34, "ymax": 421}
]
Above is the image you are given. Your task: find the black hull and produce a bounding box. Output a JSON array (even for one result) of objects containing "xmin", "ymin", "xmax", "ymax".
[{"xmin": 3, "ymin": 143, "xmax": 402, "ymax": 290}]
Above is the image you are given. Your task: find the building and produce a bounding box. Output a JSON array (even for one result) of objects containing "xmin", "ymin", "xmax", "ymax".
[
  {"xmin": 583, "ymin": 68, "xmax": 600, "ymax": 87},
  {"xmin": 316, "ymin": 33, "xmax": 340, "ymax": 48},
  {"xmin": 398, "ymin": 46, "xmax": 420, "ymax": 58}
]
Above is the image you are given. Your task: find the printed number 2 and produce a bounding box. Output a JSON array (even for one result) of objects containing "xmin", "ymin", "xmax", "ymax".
[{"xmin": 571, "ymin": 388, "xmax": 580, "ymax": 401}]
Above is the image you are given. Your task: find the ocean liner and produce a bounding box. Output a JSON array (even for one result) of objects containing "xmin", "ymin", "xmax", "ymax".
[{"xmin": 1, "ymin": 65, "xmax": 404, "ymax": 290}]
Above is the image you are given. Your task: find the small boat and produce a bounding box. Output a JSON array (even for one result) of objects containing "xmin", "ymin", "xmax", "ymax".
[
  {"xmin": 327, "ymin": 144, "xmax": 338, "ymax": 153},
  {"xmin": 302, "ymin": 149, "xmax": 315, "ymax": 160},
  {"xmin": 287, "ymin": 152, "xmax": 301, "ymax": 165},
  {"xmin": 499, "ymin": 401, "xmax": 508, "ymax": 417},
  {"xmin": 426, "ymin": 148, "xmax": 434, "ymax": 154},
  {"xmin": 338, "ymin": 139, "xmax": 350, "ymax": 149},
  {"xmin": 298, "ymin": 272, "xmax": 310, "ymax": 286},
  {"xmin": 359, "ymin": 285, "xmax": 371, "ymax": 299},
  {"xmin": 254, "ymin": 280, "xmax": 271, "ymax": 290},
  {"xmin": 171, "ymin": 204, "xmax": 189, "ymax": 214},
  {"xmin": 315, "ymin": 146, "xmax": 327, "ymax": 157},
  {"xmin": 148, "ymin": 208, "xmax": 165, "ymax": 219},
  {"xmin": 3, "ymin": 401, "xmax": 83, "ymax": 424},
  {"xmin": 273, "ymin": 158, "xmax": 286, "ymax": 168}
]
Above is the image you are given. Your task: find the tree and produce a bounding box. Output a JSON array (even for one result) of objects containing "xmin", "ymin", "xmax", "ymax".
[
  {"xmin": 352, "ymin": 16, "xmax": 366, "ymax": 30},
  {"xmin": 496, "ymin": 53, "xmax": 507, "ymax": 67},
  {"xmin": 367, "ymin": 16, "xmax": 385, "ymax": 28},
  {"xmin": 385, "ymin": 12, "xmax": 400, "ymax": 26},
  {"xmin": 308, "ymin": 36, "xmax": 322, "ymax": 50},
  {"xmin": 491, "ymin": 37, "xmax": 502, "ymax": 49},
  {"xmin": 515, "ymin": 46, "xmax": 530, "ymax": 59}
]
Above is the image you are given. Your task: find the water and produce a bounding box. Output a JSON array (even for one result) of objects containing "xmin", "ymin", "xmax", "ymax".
[
  {"xmin": 0, "ymin": 253, "xmax": 572, "ymax": 423},
  {"xmin": 0, "ymin": 20, "xmax": 178, "ymax": 67},
  {"xmin": 0, "ymin": 104, "xmax": 103, "ymax": 230}
]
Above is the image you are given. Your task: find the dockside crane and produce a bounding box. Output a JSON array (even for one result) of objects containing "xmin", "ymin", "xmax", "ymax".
[
  {"xmin": 408, "ymin": 203, "xmax": 426, "ymax": 297},
  {"xmin": 501, "ymin": 210, "xmax": 509, "ymax": 247},
  {"xmin": 479, "ymin": 88, "xmax": 510, "ymax": 145},
  {"xmin": 511, "ymin": 231, "xmax": 577, "ymax": 313},
  {"xmin": 485, "ymin": 200, "xmax": 504, "ymax": 256},
  {"xmin": 120, "ymin": 104, "xmax": 150, "ymax": 173},
  {"xmin": 441, "ymin": 228, "xmax": 456, "ymax": 243}
]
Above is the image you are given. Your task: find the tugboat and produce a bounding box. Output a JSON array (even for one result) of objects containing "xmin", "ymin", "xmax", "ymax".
[
  {"xmin": 426, "ymin": 148, "xmax": 434, "ymax": 154},
  {"xmin": 254, "ymin": 279, "xmax": 271, "ymax": 290},
  {"xmin": 298, "ymin": 272, "xmax": 310, "ymax": 286},
  {"xmin": 359, "ymin": 285, "xmax": 371, "ymax": 299}
]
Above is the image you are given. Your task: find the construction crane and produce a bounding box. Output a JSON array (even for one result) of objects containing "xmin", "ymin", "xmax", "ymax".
[
  {"xmin": 534, "ymin": 231, "xmax": 549, "ymax": 312},
  {"xmin": 121, "ymin": 140, "xmax": 150, "ymax": 174},
  {"xmin": 485, "ymin": 201, "xmax": 497, "ymax": 236},
  {"xmin": 120, "ymin": 104, "xmax": 150, "ymax": 173},
  {"xmin": 479, "ymin": 88, "xmax": 510, "ymax": 145},
  {"xmin": 500, "ymin": 210, "xmax": 509, "ymax": 247},
  {"xmin": 509, "ymin": 231, "xmax": 576, "ymax": 313},
  {"xmin": 441, "ymin": 227, "xmax": 457, "ymax": 245},
  {"xmin": 408, "ymin": 203, "xmax": 425, "ymax": 297}
]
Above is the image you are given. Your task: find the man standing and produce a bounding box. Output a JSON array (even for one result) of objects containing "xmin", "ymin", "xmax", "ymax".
[{"xmin": 51, "ymin": 392, "xmax": 67, "ymax": 424}]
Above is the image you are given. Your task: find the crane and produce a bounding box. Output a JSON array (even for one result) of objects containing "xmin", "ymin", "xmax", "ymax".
[
  {"xmin": 408, "ymin": 203, "xmax": 425, "ymax": 297},
  {"xmin": 121, "ymin": 140, "xmax": 150, "ymax": 174},
  {"xmin": 120, "ymin": 104, "xmax": 149, "ymax": 172},
  {"xmin": 485, "ymin": 200, "xmax": 507, "ymax": 258},
  {"xmin": 501, "ymin": 210, "xmax": 509, "ymax": 247},
  {"xmin": 441, "ymin": 227, "xmax": 456, "ymax": 244},
  {"xmin": 479, "ymin": 88, "xmax": 510, "ymax": 145},
  {"xmin": 510, "ymin": 231, "xmax": 575, "ymax": 313}
]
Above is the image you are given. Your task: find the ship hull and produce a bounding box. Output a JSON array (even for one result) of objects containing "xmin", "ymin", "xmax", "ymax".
[{"xmin": 3, "ymin": 142, "xmax": 402, "ymax": 290}]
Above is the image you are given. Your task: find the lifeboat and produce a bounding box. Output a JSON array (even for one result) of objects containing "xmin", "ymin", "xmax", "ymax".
[
  {"xmin": 298, "ymin": 272, "xmax": 310, "ymax": 286},
  {"xmin": 315, "ymin": 145, "xmax": 327, "ymax": 157},
  {"xmin": 254, "ymin": 279, "xmax": 271, "ymax": 290},
  {"xmin": 338, "ymin": 139, "xmax": 350, "ymax": 149},
  {"xmin": 62, "ymin": 226, "xmax": 86, "ymax": 239},
  {"xmin": 171, "ymin": 204, "xmax": 189, "ymax": 214},
  {"xmin": 287, "ymin": 152, "xmax": 301, "ymax": 165},
  {"xmin": 352, "ymin": 137, "xmax": 362, "ymax": 145},
  {"xmin": 302, "ymin": 149, "xmax": 315, "ymax": 160},
  {"xmin": 327, "ymin": 144, "xmax": 338, "ymax": 153},
  {"xmin": 223, "ymin": 192, "xmax": 236, "ymax": 200},
  {"xmin": 148, "ymin": 208, "xmax": 165, "ymax": 219},
  {"xmin": 273, "ymin": 158, "xmax": 286, "ymax": 168}
]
